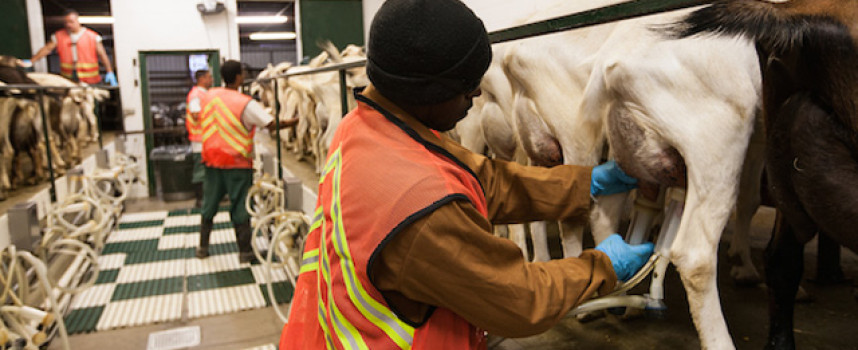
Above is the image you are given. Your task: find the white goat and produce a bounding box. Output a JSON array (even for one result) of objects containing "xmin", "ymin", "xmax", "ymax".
[{"xmin": 580, "ymin": 12, "xmax": 761, "ymax": 349}]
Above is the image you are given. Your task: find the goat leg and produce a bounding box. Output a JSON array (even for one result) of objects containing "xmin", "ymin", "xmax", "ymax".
[{"xmin": 764, "ymin": 212, "xmax": 804, "ymax": 350}]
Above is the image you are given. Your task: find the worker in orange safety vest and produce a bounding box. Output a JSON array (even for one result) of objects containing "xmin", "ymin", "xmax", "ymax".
[
  {"xmin": 195, "ymin": 60, "xmax": 298, "ymax": 263},
  {"xmin": 29, "ymin": 9, "xmax": 117, "ymax": 86},
  {"xmin": 186, "ymin": 69, "xmax": 213, "ymax": 208},
  {"xmin": 279, "ymin": 0, "xmax": 654, "ymax": 349}
]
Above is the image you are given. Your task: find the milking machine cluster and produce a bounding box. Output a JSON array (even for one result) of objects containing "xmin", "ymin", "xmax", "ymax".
[
  {"xmin": 569, "ymin": 188, "xmax": 686, "ymax": 319},
  {"xmin": 1, "ymin": 142, "xmax": 144, "ymax": 350},
  {"xmin": 246, "ymin": 152, "xmax": 308, "ymax": 323}
]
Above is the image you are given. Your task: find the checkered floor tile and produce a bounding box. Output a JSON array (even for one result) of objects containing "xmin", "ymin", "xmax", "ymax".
[{"xmin": 64, "ymin": 207, "xmax": 294, "ymax": 334}]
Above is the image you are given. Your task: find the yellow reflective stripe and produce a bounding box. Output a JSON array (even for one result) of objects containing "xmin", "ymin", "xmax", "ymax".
[
  {"xmin": 299, "ymin": 249, "xmax": 319, "ymax": 275},
  {"xmin": 200, "ymin": 98, "xmax": 253, "ymax": 157},
  {"xmin": 210, "ymin": 109, "xmax": 252, "ymax": 146},
  {"xmin": 76, "ymin": 70, "xmax": 99, "ymax": 78},
  {"xmin": 328, "ymin": 151, "xmax": 415, "ymax": 348},
  {"xmin": 330, "ymin": 300, "xmax": 370, "ymax": 350},
  {"xmin": 215, "ymin": 128, "xmax": 251, "ymax": 157},
  {"xmin": 309, "ymin": 207, "xmax": 324, "ymax": 232},
  {"xmin": 318, "ymin": 209, "xmax": 368, "ymax": 350},
  {"xmin": 318, "ymin": 305, "xmax": 335, "ymax": 350},
  {"xmin": 76, "ymin": 62, "xmax": 99, "ymax": 68},
  {"xmin": 299, "ymin": 263, "xmax": 317, "ymax": 275},
  {"xmin": 202, "ymin": 111, "xmax": 216, "ymax": 128},
  {"xmin": 204, "ymin": 97, "xmax": 251, "ymax": 135},
  {"xmin": 202, "ymin": 127, "xmax": 217, "ymax": 141},
  {"xmin": 317, "ymin": 215, "xmax": 332, "ymax": 342},
  {"xmin": 318, "ymin": 149, "xmax": 341, "ymax": 185},
  {"xmin": 186, "ymin": 113, "xmax": 201, "ymax": 126}
]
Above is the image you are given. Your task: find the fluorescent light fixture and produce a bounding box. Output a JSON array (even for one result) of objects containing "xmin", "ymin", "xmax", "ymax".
[
  {"xmin": 237, "ymin": 15, "xmax": 288, "ymax": 24},
  {"xmin": 78, "ymin": 16, "xmax": 114, "ymax": 24},
  {"xmin": 249, "ymin": 32, "xmax": 297, "ymax": 41}
]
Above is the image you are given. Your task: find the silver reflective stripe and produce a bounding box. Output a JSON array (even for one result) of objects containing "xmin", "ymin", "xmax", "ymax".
[
  {"xmin": 330, "ymin": 303, "xmax": 361, "ymax": 350},
  {"xmin": 302, "ymin": 255, "xmax": 319, "ymax": 267},
  {"xmin": 318, "ymin": 305, "xmax": 335, "ymax": 350},
  {"xmin": 330, "ymin": 164, "xmax": 414, "ymax": 345}
]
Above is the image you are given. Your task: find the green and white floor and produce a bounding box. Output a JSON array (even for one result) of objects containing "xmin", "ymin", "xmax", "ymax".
[{"xmin": 63, "ymin": 207, "xmax": 293, "ymax": 336}]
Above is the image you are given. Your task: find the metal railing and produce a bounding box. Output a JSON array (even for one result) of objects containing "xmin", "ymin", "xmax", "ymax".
[
  {"xmin": 0, "ymin": 85, "xmax": 119, "ymax": 202},
  {"xmin": 242, "ymin": 0, "xmax": 713, "ymax": 180}
]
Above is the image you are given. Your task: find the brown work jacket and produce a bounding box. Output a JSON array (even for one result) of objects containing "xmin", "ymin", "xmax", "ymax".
[{"xmin": 363, "ymin": 85, "xmax": 617, "ymax": 338}]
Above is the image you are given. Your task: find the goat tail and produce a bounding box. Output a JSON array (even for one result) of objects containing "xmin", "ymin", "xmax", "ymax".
[{"xmin": 665, "ymin": 0, "xmax": 804, "ymax": 54}]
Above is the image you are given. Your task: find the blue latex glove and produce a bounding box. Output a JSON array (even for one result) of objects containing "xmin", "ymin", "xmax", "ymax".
[
  {"xmin": 591, "ymin": 160, "xmax": 637, "ymax": 196},
  {"xmin": 103, "ymin": 72, "xmax": 118, "ymax": 86},
  {"xmin": 595, "ymin": 234, "xmax": 654, "ymax": 282},
  {"xmin": 18, "ymin": 59, "xmax": 32, "ymax": 68}
]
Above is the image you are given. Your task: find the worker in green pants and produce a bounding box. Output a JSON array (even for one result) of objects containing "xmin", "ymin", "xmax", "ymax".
[
  {"xmin": 196, "ymin": 60, "xmax": 298, "ymax": 262},
  {"xmin": 185, "ymin": 69, "xmax": 212, "ymax": 208}
]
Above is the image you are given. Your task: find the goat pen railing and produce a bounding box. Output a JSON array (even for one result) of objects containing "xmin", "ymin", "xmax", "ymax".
[
  {"xmin": 244, "ymin": 0, "xmax": 713, "ymax": 180},
  {"xmin": 0, "ymin": 85, "xmax": 118, "ymax": 202}
]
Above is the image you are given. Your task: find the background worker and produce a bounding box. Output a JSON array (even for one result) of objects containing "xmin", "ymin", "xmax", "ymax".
[
  {"xmin": 186, "ymin": 69, "xmax": 213, "ymax": 208},
  {"xmin": 29, "ymin": 9, "xmax": 117, "ymax": 86},
  {"xmin": 196, "ymin": 60, "xmax": 297, "ymax": 262},
  {"xmin": 280, "ymin": 0, "xmax": 653, "ymax": 348}
]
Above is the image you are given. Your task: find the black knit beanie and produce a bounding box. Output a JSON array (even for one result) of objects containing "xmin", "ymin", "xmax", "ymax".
[{"xmin": 367, "ymin": 0, "xmax": 492, "ymax": 106}]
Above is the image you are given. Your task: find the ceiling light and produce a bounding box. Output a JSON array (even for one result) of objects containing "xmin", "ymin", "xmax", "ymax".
[
  {"xmin": 237, "ymin": 15, "xmax": 288, "ymax": 24},
  {"xmin": 78, "ymin": 16, "xmax": 114, "ymax": 24},
  {"xmin": 249, "ymin": 32, "xmax": 297, "ymax": 41}
]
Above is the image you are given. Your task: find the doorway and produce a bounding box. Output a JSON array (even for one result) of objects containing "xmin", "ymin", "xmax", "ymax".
[{"xmin": 139, "ymin": 50, "xmax": 221, "ymax": 197}]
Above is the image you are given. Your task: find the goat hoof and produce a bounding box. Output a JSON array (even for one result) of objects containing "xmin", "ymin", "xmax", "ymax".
[
  {"xmin": 795, "ymin": 286, "xmax": 814, "ymax": 303},
  {"xmin": 621, "ymin": 307, "xmax": 645, "ymax": 320}
]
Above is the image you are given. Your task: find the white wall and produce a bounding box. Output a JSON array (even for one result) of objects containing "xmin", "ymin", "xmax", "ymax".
[
  {"xmin": 25, "ymin": 0, "xmax": 47, "ymax": 72},
  {"xmin": 111, "ymin": 0, "xmax": 240, "ymax": 198},
  {"xmin": 362, "ymin": 0, "xmax": 577, "ymax": 39}
]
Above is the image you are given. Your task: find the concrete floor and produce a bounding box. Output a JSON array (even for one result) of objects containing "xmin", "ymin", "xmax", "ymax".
[{"xmin": 47, "ymin": 146, "xmax": 858, "ymax": 350}]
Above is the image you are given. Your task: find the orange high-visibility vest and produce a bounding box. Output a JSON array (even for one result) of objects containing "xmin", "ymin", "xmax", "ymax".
[
  {"xmin": 55, "ymin": 28, "xmax": 101, "ymax": 84},
  {"xmin": 280, "ymin": 93, "xmax": 489, "ymax": 350},
  {"xmin": 186, "ymin": 86, "xmax": 206, "ymax": 143},
  {"xmin": 200, "ymin": 87, "xmax": 255, "ymax": 169}
]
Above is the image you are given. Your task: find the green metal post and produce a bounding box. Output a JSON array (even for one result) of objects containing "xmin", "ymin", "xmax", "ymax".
[
  {"xmin": 36, "ymin": 91, "xmax": 57, "ymax": 202},
  {"xmin": 274, "ymin": 78, "xmax": 283, "ymax": 180},
  {"xmin": 339, "ymin": 70, "xmax": 348, "ymax": 117},
  {"xmin": 488, "ymin": 0, "xmax": 711, "ymax": 43}
]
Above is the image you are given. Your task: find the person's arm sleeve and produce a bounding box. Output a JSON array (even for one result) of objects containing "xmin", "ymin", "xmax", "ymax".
[
  {"xmin": 445, "ymin": 141, "xmax": 593, "ymax": 224},
  {"xmin": 188, "ymin": 98, "xmax": 201, "ymax": 114},
  {"xmin": 242, "ymin": 100, "xmax": 274, "ymax": 129},
  {"xmin": 372, "ymin": 201, "xmax": 617, "ymax": 338}
]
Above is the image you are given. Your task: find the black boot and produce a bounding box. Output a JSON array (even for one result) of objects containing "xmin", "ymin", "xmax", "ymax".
[
  {"xmin": 234, "ymin": 221, "xmax": 258, "ymax": 264},
  {"xmin": 196, "ymin": 219, "xmax": 213, "ymax": 258}
]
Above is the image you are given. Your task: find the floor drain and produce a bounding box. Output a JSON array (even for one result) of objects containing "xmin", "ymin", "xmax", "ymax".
[{"xmin": 147, "ymin": 326, "xmax": 201, "ymax": 350}]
